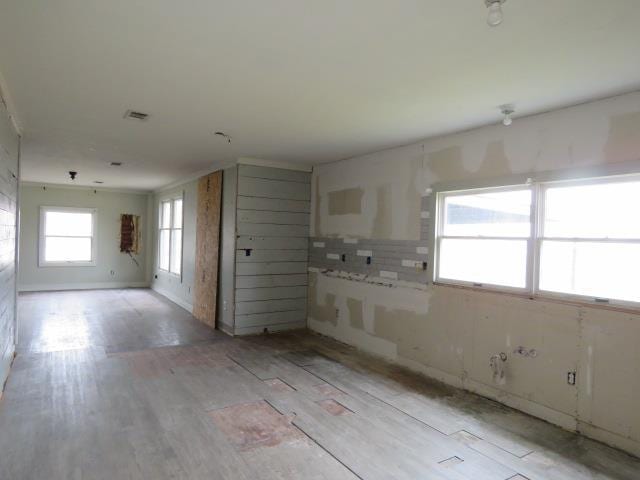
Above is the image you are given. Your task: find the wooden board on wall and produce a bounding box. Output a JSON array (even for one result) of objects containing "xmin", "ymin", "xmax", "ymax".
[{"xmin": 193, "ymin": 171, "xmax": 222, "ymax": 328}]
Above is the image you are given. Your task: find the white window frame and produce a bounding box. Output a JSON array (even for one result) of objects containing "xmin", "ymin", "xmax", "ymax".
[
  {"xmin": 434, "ymin": 183, "xmax": 534, "ymax": 294},
  {"xmin": 157, "ymin": 194, "xmax": 184, "ymax": 277},
  {"xmin": 433, "ymin": 173, "xmax": 640, "ymax": 309},
  {"xmin": 534, "ymin": 175, "xmax": 640, "ymax": 308},
  {"xmin": 39, "ymin": 206, "xmax": 97, "ymax": 267}
]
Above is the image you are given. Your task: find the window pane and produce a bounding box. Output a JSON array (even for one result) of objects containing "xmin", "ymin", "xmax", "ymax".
[
  {"xmin": 544, "ymin": 181, "xmax": 640, "ymax": 239},
  {"xmin": 439, "ymin": 238, "xmax": 528, "ymax": 288},
  {"xmin": 160, "ymin": 201, "xmax": 171, "ymax": 229},
  {"xmin": 539, "ymin": 240, "xmax": 640, "ymax": 303},
  {"xmin": 172, "ymin": 199, "xmax": 183, "ymax": 229},
  {"xmin": 45, "ymin": 211, "xmax": 92, "ymax": 237},
  {"xmin": 443, "ymin": 189, "xmax": 531, "ymax": 237},
  {"xmin": 45, "ymin": 237, "xmax": 92, "ymax": 262},
  {"xmin": 170, "ymin": 230, "xmax": 182, "ymax": 274},
  {"xmin": 159, "ymin": 230, "xmax": 170, "ymax": 270}
]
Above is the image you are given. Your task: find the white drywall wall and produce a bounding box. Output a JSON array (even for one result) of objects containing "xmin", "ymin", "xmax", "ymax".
[
  {"xmin": 18, "ymin": 185, "xmax": 150, "ymax": 291},
  {"xmin": 308, "ymin": 91, "xmax": 640, "ymax": 457}
]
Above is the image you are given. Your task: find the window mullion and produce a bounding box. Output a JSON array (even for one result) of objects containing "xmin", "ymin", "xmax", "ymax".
[
  {"xmin": 169, "ymin": 200, "xmax": 174, "ymax": 273},
  {"xmin": 531, "ymin": 183, "xmax": 543, "ymax": 296}
]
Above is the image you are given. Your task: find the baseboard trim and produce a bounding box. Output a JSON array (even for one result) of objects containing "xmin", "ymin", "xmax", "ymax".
[
  {"xmin": 18, "ymin": 281, "xmax": 150, "ymax": 292},
  {"xmin": 151, "ymin": 285, "xmax": 193, "ymax": 313}
]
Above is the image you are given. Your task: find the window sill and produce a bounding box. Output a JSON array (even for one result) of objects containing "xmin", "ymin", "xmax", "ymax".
[
  {"xmin": 39, "ymin": 262, "xmax": 96, "ymax": 268},
  {"xmin": 157, "ymin": 269, "xmax": 182, "ymax": 280},
  {"xmin": 433, "ymin": 282, "xmax": 640, "ymax": 315}
]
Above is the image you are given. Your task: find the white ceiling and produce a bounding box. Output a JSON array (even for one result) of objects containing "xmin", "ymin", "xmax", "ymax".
[{"xmin": 1, "ymin": 0, "xmax": 639, "ymax": 190}]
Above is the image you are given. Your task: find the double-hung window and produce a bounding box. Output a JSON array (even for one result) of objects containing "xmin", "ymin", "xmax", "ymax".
[
  {"xmin": 436, "ymin": 186, "xmax": 533, "ymax": 290},
  {"xmin": 39, "ymin": 206, "xmax": 97, "ymax": 266},
  {"xmin": 434, "ymin": 174, "xmax": 640, "ymax": 307},
  {"xmin": 158, "ymin": 196, "xmax": 183, "ymax": 275}
]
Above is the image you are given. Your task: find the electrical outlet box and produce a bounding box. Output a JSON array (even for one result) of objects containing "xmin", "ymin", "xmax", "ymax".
[{"xmin": 567, "ymin": 371, "xmax": 577, "ymax": 385}]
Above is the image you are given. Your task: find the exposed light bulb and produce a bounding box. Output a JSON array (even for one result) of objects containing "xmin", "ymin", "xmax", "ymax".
[
  {"xmin": 502, "ymin": 113, "xmax": 513, "ymax": 126},
  {"xmin": 486, "ymin": 0, "xmax": 504, "ymax": 27}
]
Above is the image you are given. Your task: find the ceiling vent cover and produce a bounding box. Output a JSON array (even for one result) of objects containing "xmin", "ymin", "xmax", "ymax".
[{"xmin": 124, "ymin": 110, "xmax": 149, "ymax": 121}]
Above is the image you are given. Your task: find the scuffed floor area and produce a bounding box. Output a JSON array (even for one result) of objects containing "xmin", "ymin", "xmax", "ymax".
[{"xmin": 0, "ymin": 289, "xmax": 638, "ymax": 479}]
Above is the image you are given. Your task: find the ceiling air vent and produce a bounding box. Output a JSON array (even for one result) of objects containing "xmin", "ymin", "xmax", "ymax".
[{"xmin": 124, "ymin": 109, "xmax": 149, "ymax": 121}]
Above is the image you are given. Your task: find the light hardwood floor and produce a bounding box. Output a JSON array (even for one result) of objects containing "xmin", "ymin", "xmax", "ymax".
[{"xmin": 0, "ymin": 289, "xmax": 638, "ymax": 479}]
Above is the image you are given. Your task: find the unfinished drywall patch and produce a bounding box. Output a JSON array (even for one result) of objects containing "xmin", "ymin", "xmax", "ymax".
[
  {"xmin": 428, "ymin": 146, "xmax": 466, "ymax": 182},
  {"xmin": 327, "ymin": 187, "xmax": 363, "ymax": 215},
  {"xmin": 478, "ymin": 140, "xmax": 512, "ymax": 178},
  {"xmin": 371, "ymin": 184, "xmax": 392, "ymax": 239},
  {"xmin": 427, "ymin": 141, "xmax": 515, "ymax": 183},
  {"xmin": 373, "ymin": 304, "xmax": 439, "ymax": 370},
  {"xmin": 308, "ymin": 281, "xmax": 337, "ymax": 327},
  {"xmin": 346, "ymin": 297, "xmax": 364, "ymax": 330},
  {"xmin": 604, "ymin": 111, "xmax": 640, "ymax": 164}
]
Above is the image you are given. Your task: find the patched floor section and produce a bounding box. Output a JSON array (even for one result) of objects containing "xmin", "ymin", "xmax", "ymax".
[
  {"xmin": 209, "ymin": 400, "xmax": 306, "ymax": 451},
  {"xmin": 264, "ymin": 378, "xmax": 296, "ymax": 393},
  {"xmin": 316, "ymin": 399, "xmax": 353, "ymax": 416}
]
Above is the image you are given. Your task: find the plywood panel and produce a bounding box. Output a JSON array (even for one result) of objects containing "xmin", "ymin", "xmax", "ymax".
[{"xmin": 193, "ymin": 171, "xmax": 222, "ymax": 328}]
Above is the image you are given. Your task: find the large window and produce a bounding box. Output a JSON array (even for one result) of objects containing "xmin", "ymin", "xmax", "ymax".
[
  {"xmin": 435, "ymin": 174, "xmax": 640, "ymax": 306},
  {"xmin": 39, "ymin": 207, "xmax": 96, "ymax": 266},
  {"xmin": 158, "ymin": 197, "xmax": 183, "ymax": 275}
]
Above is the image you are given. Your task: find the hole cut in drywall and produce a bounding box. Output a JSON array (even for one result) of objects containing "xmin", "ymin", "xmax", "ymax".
[{"xmin": 328, "ymin": 188, "xmax": 364, "ymax": 215}]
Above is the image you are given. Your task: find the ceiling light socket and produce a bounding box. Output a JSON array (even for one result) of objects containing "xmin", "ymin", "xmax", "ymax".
[
  {"xmin": 500, "ymin": 104, "xmax": 515, "ymax": 126},
  {"xmin": 69, "ymin": 171, "xmax": 77, "ymax": 181},
  {"xmin": 485, "ymin": 0, "xmax": 506, "ymax": 27}
]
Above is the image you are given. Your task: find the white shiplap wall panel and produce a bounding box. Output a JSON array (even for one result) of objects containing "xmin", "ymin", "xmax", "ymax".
[
  {"xmin": 234, "ymin": 165, "xmax": 310, "ymax": 334},
  {"xmin": 0, "ymin": 100, "xmax": 19, "ymax": 392}
]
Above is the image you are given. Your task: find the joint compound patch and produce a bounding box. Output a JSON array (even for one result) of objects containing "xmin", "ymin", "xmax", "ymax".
[
  {"xmin": 416, "ymin": 246, "xmax": 428, "ymax": 254},
  {"xmin": 356, "ymin": 250, "xmax": 373, "ymax": 257},
  {"xmin": 313, "ymin": 241, "xmax": 325, "ymax": 248},
  {"xmin": 328, "ymin": 188, "xmax": 364, "ymax": 215},
  {"xmin": 421, "ymin": 211, "xmax": 430, "ymax": 219},
  {"xmin": 343, "ymin": 238, "xmax": 358, "ymax": 244},
  {"xmin": 326, "ymin": 253, "xmax": 340, "ymax": 260},
  {"xmin": 379, "ymin": 271, "xmax": 398, "ymax": 280}
]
